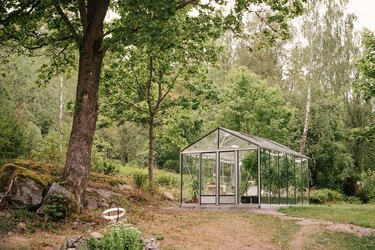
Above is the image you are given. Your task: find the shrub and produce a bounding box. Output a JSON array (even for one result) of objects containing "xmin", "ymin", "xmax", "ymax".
[
  {"xmin": 133, "ymin": 173, "xmax": 148, "ymax": 189},
  {"xmin": 91, "ymin": 160, "xmax": 119, "ymax": 176},
  {"xmin": 86, "ymin": 224, "xmax": 143, "ymax": 250},
  {"xmin": 156, "ymin": 172, "xmax": 179, "ymax": 188},
  {"xmin": 310, "ymin": 189, "xmax": 343, "ymax": 204},
  {"xmin": 359, "ymin": 170, "xmax": 375, "ymax": 203}
]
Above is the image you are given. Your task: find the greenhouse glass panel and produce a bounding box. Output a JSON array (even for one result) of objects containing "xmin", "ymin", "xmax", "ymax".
[
  {"xmin": 302, "ymin": 159, "xmax": 309, "ymax": 205},
  {"xmin": 184, "ymin": 129, "xmax": 218, "ymax": 152},
  {"xmin": 270, "ymin": 151, "xmax": 279, "ymax": 204},
  {"xmin": 260, "ymin": 149, "xmax": 270, "ymax": 204},
  {"xmin": 287, "ymin": 155, "xmax": 296, "ymax": 205},
  {"xmin": 219, "ymin": 152, "xmax": 236, "ymax": 203},
  {"xmin": 182, "ymin": 153, "xmax": 199, "ymax": 203},
  {"xmin": 279, "ymin": 153, "xmax": 288, "ymax": 205},
  {"xmin": 239, "ymin": 150, "xmax": 258, "ymax": 204},
  {"xmin": 219, "ymin": 129, "xmax": 255, "ymax": 150},
  {"xmin": 295, "ymin": 158, "xmax": 303, "ymax": 205},
  {"xmin": 201, "ymin": 153, "xmax": 217, "ymax": 204}
]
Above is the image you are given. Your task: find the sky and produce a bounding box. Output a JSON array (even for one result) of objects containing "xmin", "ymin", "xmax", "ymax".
[{"xmin": 349, "ymin": 0, "xmax": 375, "ymax": 31}]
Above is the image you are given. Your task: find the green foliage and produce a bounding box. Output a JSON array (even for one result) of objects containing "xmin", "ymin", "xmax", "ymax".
[
  {"xmin": 309, "ymin": 189, "xmax": 344, "ymax": 204},
  {"xmin": 14, "ymin": 209, "xmax": 35, "ymax": 221},
  {"xmin": 86, "ymin": 224, "xmax": 143, "ymax": 250},
  {"xmin": 217, "ymin": 67, "xmax": 295, "ymax": 145},
  {"xmin": 155, "ymin": 172, "xmax": 179, "ymax": 188},
  {"xmin": 42, "ymin": 195, "xmax": 68, "ymax": 221},
  {"xmin": 306, "ymin": 95, "xmax": 353, "ymax": 190},
  {"xmin": 355, "ymin": 30, "xmax": 375, "ymax": 101},
  {"xmin": 133, "ymin": 173, "xmax": 148, "ymax": 189},
  {"xmin": 0, "ymin": 220, "xmax": 14, "ymax": 235},
  {"xmin": 360, "ymin": 170, "xmax": 375, "ymax": 202},
  {"xmin": 0, "ymin": 108, "xmax": 28, "ymax": 160},
  {"xmin": 91, "ymin": 159, "xmax": 119, "ymax": 176}
]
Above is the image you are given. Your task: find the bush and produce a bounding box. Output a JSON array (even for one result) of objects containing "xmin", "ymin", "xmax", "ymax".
[
  {"xmin": 91, "ymin": 160, "xmax": 119, "ymax": 176},
  {"xmin": 86, "ymin": 224, "xmax": 143, "ymax": 250},
  {"xmin": 359, "ymin": 170, "xmax": 375, "ymax": 203},
  {"xmin": 156, "ymin": 172, "xmax": 179, "ymax": 188},
  {"xmin": 310, "ymin": 189, "xmax": 344, "ymax": 204},
  {"xmin": 133, "ymin": 173, "xmax": 148, "ymax": 189}
]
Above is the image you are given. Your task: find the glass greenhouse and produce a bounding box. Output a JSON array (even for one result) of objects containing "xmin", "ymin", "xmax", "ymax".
[{"xmin": 180, "ymin": 127, "xmax": 310, "ymax": 207}]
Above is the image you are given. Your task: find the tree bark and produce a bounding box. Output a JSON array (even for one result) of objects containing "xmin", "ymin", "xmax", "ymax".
[
  {"xmin": 63, "ymin": 0, "xmax": 110, "ymax": 209},
  {"xmin": 148, "ymin": 118, "xmax": 155, "ymax": 188},
  {"xmin": 300, "ymin": 82, "xmax": 311, "ymax": 154},
  {"xmin": 59, "ymin": 76, "xmax": 63, "ymax": 152}
]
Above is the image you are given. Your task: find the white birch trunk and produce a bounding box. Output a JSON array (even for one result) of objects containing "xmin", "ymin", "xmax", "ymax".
[{"xmin": 300, "ymin": 81, "xmax": 311, "ymax": 154}]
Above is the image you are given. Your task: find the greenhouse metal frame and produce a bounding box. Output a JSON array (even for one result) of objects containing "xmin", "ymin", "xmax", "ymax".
[{"xmin": 180, "ymin": 127, "xmax": 310, "ymax": 208}]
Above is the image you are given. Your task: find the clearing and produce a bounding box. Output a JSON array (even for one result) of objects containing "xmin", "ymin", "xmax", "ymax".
[{"xmin": 1, "ymin": 205, "xmax": 375, "ymax": 249}]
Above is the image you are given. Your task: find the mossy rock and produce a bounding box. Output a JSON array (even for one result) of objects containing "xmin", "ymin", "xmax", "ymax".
[
  {"xmin": 0, "ymin": 163, "xmax": 53, "ymax": 209},
  {"xmin": 2, "ymin": 160, "xmax": 62, "ymax": 179},
  {"xmin": 0, "ymin": 163, "xmax": 52, "ymax": 193}
]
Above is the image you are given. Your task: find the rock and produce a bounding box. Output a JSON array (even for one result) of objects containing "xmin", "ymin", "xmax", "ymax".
[
  {"xmin": 59, "ymin": 235, "xmax": 87, "ymax": 250},
  {"xmin": 37, "ymin": 183, "xmax": 78, "ymax": 219},
  {"xmin": 0, "ymin": 163, "xmax": 51, "ymax": 209},
  {"xmin": 118, "ymin": 183, "xmax": 133, "ymax": 191},
  {"xmin": 96, "ymin": 188, "xmax": 120, "ymax": 199},
  {"xmin": 97, "ymin": 200, "xmax": 109, "ymax": 208},
  {"xmin": 17, "ymin": 222, "xmax": 27, "ymax": 231},
  {"xmin": 142, "ymin": 237, "xmax": 160, "ymax": 250},
  {"xmin": 90, "ymin": 232, "xmax": 103, "ymax": 239},
  {"xmin": 163, "ymin": 191, "xmax": 174, "ymax": 201},
  {"xmin": 86, "ymin": 198, "xmax": 97, "ymax": 210}
]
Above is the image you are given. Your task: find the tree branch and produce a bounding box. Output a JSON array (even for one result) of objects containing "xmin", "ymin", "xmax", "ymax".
[
  {"xmin": 255, "ymin": 12, "xmax": 280, "ymax": 34},
  {"xmin": 53, "ymin": 3, "xmax": 79, "ymax": 42},
  {"xmin": 78, "ymin": 0, "xmax": 88, "ymax": 31}
]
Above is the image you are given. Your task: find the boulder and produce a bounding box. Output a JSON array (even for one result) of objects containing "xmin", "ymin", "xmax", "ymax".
[
  {"xmin": 0, "ymin": 163, "xmax": 51, "ymax": 209},
  {"xmin": 37, "ymin": 182, "xmax": 78, "ymax": 219},
  {"xmin": 163, "ymin": 191, "xmax": 174, "ymax": 201},
  {"xmin": 117, "ymin": 183, "xmax": 133, "ymax": 191}
]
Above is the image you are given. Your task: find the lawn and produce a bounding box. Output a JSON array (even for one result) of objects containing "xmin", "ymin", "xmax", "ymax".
[
  {"xmin": 311, "ymin": 231, "xmax": 375, "ymax": 250},
  {"xmin": 279, "ymin": 204, "xmax": 375, "ymax": 228}
]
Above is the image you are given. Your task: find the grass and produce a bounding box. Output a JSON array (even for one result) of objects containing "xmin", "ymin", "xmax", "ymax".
[
  {"xmin": 279, "ymin": 204, "xmax": 375, "ymax": 228},
  {"xmin": 312, "ymin": 231, "xmax": 375, "ymax": 250}
]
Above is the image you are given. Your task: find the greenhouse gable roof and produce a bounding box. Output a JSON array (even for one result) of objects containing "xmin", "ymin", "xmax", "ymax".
[{"xmin": 181, "ymin": 127, "xmax": 309, "ymax": 159}]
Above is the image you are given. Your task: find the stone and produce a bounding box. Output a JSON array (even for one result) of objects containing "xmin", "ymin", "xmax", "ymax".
[
  {"xmin": 86, "ymin": 198, "xmax": 97, "ymax": 210},
  {"xmin": 17, "ymin": 222, "xmax": 27, "ymax": 231},
  {"xmin": 59, "ymin": 235, "xmax": 87, "ymax": 250},
  {"xmin": 118, "ymin": 183, "xmax": 133, "ymax": 191},
  {"xmin": 37, "ymin": 182, "xmax": 78, "ymax": 219},
  {"xmin": 90, "ymin": 232, "xmax": 103, "ymax": 239},
  {"xmin": 9, "ymin": 177, "xmax": 44, "ymax": 209},
  {"xmin": 97, "ymin": 200, "xmax": 109, "ymax": 208},
  {"xmin": 163, "ymin": 191, "xmax": 174, "ymax": 201},
  {"xmin": 0, "ymin": 163, "xmax": 51, "ymax": 209},
  {"xmin": 142, "ymin": 237, "xmax": 160, "ymax": 250}
]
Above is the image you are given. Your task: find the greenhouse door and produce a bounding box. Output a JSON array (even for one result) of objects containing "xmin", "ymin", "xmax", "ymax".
[{"xmin": 219, "ymin": 151, "xmax": 236, "ymax": 204}]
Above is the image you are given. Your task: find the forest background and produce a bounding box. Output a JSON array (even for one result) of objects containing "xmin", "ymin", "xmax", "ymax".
[{"xmin": 0, "ymin": 0, "xmax": 374, "ymax": 203}]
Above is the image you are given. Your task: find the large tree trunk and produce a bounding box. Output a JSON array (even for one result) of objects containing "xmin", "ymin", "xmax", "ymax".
[
  {"xmin": 63, "ymin": 0, "xmax": 109, "ymax": 209},
  {"xmin": 300, "ymin": 82, "xmax": 311, "ymax": 154}
]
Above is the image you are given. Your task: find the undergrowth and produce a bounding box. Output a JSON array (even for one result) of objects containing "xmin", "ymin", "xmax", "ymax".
[{"xmin": 86, "ymin": 223, "xmax": 143, "ymax": 250}]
